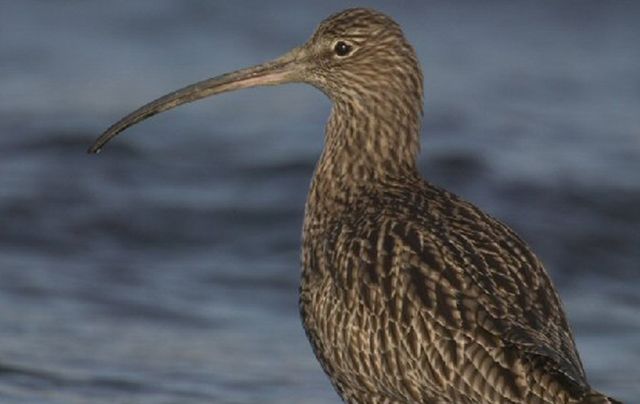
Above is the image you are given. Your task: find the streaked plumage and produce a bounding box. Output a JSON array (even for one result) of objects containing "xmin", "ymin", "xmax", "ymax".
[{"xmin": 89, "ymin": 7, "xmax": 619, "ymax": 404}]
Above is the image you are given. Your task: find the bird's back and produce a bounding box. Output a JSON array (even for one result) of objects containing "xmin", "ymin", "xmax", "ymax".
[{"xmin": 300, "ymin": 177, "xmax": 616, "ymax": 403}]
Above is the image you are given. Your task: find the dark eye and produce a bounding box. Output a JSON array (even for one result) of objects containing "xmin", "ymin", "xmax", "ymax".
[{"xmin": 334, "ymin": 41, "xmax": 352, "ymax": 57}]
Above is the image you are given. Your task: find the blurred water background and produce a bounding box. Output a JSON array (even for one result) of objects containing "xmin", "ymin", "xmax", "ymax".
[{"xmin": 1, "ymin": 1, "xmax": 639, "ymax": 402}]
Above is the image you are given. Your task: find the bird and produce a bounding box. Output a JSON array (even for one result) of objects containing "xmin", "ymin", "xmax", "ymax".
[{"xmin": 88, "ymin": 8, "xmax": 620, "ymax": 404}]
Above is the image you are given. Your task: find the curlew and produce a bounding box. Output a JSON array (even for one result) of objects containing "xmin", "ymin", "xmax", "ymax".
[{"xmin": 89, "ymin": 8, "xmax": 620, "ymax": 404}]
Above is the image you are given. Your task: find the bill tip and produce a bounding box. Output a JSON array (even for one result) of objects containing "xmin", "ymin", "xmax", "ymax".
[{"xmin": 87, "ymin": 145, "xmax": 102, "ymax": 154}]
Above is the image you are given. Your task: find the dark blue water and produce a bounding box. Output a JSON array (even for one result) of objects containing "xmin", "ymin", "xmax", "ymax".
[{"xmin": 1, "ymin": 1, "xmax": 639, "ymax": 402}]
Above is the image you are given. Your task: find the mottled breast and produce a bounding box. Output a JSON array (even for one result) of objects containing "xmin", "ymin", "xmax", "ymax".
[{"xmin": 299, "ymin": 179, "xmax": 594, "ymax": 403}]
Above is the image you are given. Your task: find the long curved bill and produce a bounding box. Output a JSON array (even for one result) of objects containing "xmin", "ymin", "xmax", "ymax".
[{"xmin": 88, "ymin": 48, "xmax": 302, "ymax": 154}]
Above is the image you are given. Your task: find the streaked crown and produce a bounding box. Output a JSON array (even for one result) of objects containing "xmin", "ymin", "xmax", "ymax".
[{"xmin": 302, "ymin": 8, "xmax": 424, "ymax": 109}]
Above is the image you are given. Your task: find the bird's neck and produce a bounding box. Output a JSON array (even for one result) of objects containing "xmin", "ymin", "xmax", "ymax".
[{"xmin": 307, "ymin": 97, "xmax": 422, "ymax": 218}]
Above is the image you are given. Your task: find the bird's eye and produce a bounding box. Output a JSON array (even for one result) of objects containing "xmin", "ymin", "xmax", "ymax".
[{"xmin": 334, "ymin": 41, "xmax": 353, "ymax": 57}]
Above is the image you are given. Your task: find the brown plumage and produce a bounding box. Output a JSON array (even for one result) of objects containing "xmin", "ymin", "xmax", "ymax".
[{"xmin": 89, "ymin": 8, "xmax": 620, "ymax": 404}]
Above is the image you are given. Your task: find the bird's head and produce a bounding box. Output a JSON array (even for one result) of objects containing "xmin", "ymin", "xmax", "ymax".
[
  {"xmin": 299, "ymin": 8, "xmax": 423, "ymax": 104},
  {"xmin": 89, "ymin": 8, "xmax": 423, "ymax": 153}
]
